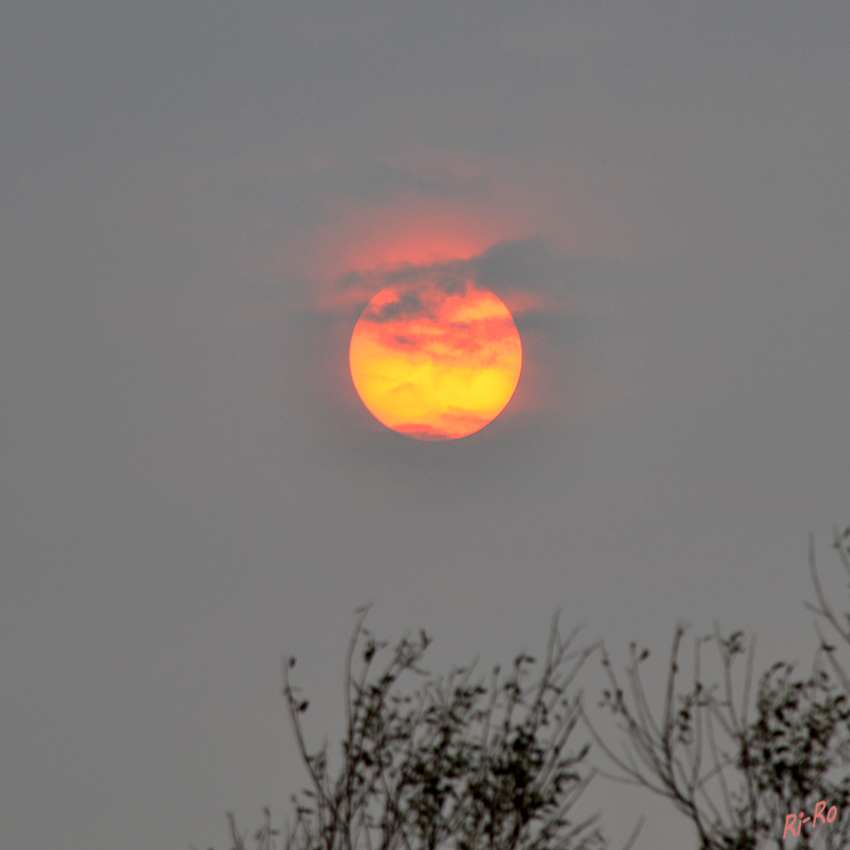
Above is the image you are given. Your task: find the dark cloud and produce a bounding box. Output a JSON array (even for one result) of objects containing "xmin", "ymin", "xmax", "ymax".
[
  {"xmin": 363, "ymin": 289, "xmax": 429, "ymax": 324},
  {"xmin": 331, "ymin": 238, "xmax": 620, "ymax": 366},
  {"xmin": 338, "ymin": 240, "xmax": 586, "ymax": 314},
  {"xmin": 474, "ymin": 237, "xmax": 560, "ymax": 288},
  {"xmin": 471, "ymin": 238, "xmax": 622, "ymax": 299},
  {"xmin": 431, "ymin": 267, "xmax": 471, "ymax": 296}
]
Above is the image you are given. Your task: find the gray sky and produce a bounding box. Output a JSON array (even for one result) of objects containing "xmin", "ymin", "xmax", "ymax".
[{"xmin": 3, "ymin": 2, "xmax": 850, "ymax": 848}]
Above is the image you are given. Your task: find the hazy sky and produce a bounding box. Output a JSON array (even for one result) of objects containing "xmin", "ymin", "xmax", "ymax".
[{"xmin": 3, "ymin": 2, "xmax": 850, "ymax": 848}]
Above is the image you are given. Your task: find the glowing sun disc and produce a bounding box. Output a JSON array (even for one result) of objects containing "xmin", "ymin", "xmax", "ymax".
[{"xmin": 349, "ymin": 277, "xmax": 522, "ymax": 440}]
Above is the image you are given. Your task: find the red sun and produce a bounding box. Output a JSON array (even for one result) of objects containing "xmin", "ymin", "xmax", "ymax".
[{"xmin": 349, "ymin": 276, "xmax": 523, "ymax": 440}]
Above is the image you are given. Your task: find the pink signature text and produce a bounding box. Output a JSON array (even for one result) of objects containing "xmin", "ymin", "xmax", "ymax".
[{"xmin": 783, "ymin": 801, "xmax": 838, "ymax": 839}]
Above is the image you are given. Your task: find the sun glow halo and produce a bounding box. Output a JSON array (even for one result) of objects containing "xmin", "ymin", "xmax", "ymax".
[{"xmin": 349, "ymin": 277, "xmax": 522, "ymax": 440}]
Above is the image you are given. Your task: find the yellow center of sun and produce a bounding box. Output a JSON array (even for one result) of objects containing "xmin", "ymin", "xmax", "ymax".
[{"xmin": 349, "ymin": 278, "xmax": 522, "ymax": 440}]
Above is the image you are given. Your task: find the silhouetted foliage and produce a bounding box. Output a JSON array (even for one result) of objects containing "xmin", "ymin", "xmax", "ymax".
[
  {"xmin": 200, "ymin": 527, "xmax": 850, "ymax": 850},
  {"xmin": 213, "ymin": 608, "xmax": 643, "ymax": 850},
  {"xmin": 585, "ymin": 527, "xmax": 850, "ymax": 849}
]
